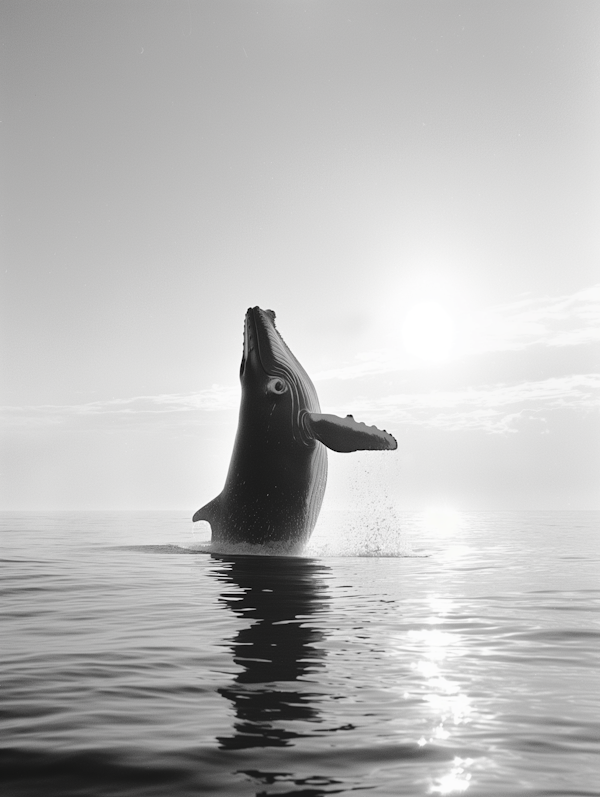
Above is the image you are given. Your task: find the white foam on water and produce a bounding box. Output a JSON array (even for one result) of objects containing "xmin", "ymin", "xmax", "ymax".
[{"xmin": 188, "ymin": 509, "xmax": 414, "ymax": 558}]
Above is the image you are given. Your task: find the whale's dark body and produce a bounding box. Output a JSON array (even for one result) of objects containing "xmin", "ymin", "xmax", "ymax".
[{"xmin": 193, "ymin": 307, "xmax": 397, "ymax": 550}]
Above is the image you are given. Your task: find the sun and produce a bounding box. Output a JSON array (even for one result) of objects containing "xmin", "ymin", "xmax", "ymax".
[{"xmin": 402, "ymin": 302, "xmax": 455, "ymax": 363}]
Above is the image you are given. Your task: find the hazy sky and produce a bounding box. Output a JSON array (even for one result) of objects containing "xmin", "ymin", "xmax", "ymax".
[{"xmin": 2, "ymin": 0, "xmax": 599, "ymax": 511}]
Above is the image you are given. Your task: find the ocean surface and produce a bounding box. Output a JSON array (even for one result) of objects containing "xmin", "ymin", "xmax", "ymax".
[{"xmin": 2, "ymin": 509, "xmax": 599, "ymax": 796}]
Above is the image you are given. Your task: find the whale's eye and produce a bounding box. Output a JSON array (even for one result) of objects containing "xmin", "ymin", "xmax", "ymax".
[{"xmin": 267, "ymin": 377, "xmax": 287, "ymax": 395}]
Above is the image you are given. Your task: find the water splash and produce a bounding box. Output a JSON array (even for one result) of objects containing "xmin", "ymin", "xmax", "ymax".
[
  {"xmin": 305, "ymin": 508, "xmax": 414, "ymax": 557},
  {"xmin": 188, "ymin": 509, "xmax": 417, "ymax": 558}
]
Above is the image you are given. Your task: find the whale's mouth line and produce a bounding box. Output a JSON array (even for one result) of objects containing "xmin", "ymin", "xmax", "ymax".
[{"xmin": 242, "ymin": 307, "xmax": 261, "ymax": 375}]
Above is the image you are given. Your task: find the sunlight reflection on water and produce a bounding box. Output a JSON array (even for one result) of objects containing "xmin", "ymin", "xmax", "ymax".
[
  {"xmin": 430, "ymin": 758, "xmax": 473, "ymax": 794},
  {"xmin": 407, "ymin": 596, "xmax": 475, "ymax": 794}
]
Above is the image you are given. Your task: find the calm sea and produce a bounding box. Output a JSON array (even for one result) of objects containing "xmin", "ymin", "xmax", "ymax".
[{"xmin": 2, "ymin": 509, "xmax": 599, "ymax": 796}]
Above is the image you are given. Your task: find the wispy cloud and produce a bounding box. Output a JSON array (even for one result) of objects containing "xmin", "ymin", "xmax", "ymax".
[
  {"xmin": 3, "ymin": 287, "xmax": 598, "ymax": 435},
  {"xmin": 4, "ymin": 374, "xmax": 598, "ymax": 436},
  {"xmin": 1, "ymin": 385, "xmax": 239, "ymax": 430},
  {"xmin": 465, "ymin": 284, "xmax": 600, "ymax": 354},
  {"xmin": 312, "ymin": 284, "xmax": 600, "ymax": 381},
  {"xmin": 334, "ymin": 373, "xmax": 600, "ymax": 434}
]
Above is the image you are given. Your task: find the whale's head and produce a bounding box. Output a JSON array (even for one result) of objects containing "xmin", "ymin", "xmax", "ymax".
[{"xmin": 239, "ymin": 306, "xmax": 320, "ymax": 446}]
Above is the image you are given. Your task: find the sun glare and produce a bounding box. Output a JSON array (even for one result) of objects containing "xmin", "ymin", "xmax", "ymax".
[
  {"xmin": 422, "ymin": 508, "xmax": 461, "ymax": 535},
  {"xmin": 402, "ymin": 302, "xmax": 455, "ymax": 363}
]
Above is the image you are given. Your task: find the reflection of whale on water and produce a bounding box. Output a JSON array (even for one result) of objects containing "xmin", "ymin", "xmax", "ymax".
[
  {"xmin": 209, "ymin": 554, "xmax": 330, "ymax": 750},
  {"xmin": 193, "ymin": 307, "xmax": 397, "ymax": 552}
]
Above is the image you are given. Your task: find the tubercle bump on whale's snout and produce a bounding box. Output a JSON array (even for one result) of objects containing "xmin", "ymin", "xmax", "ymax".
[{"xmin": 241, "ymin": 309, "xmax": 255, "ymax": 376}]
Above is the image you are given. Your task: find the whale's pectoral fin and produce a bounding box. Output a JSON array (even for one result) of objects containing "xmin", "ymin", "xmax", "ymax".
[
  {"xmin": 304, "ymin": 412, "xmax": 397, "ymax": 453},
  {"xmin": 192, "ymin": 495, "xmax": 222, "ymax": 524}
]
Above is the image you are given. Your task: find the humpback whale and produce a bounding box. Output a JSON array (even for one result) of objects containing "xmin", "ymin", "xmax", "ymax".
[{"xmin": 193, "ymin": 307, "xmax": 397, "ymax": 551}]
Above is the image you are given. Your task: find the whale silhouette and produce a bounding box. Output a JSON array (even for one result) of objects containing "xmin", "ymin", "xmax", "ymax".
[{"xmin": 193, "ymin": 307, "xmax": 397, "ymax": 550}]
